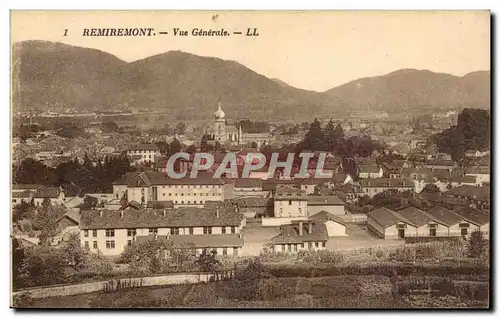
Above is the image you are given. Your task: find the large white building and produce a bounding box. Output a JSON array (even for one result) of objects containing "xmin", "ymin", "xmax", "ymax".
[
  {"xmin": 79, "ymin": 203, "xmax": 246, "ymax": 256},
  {"xmin": 112, "ymin": 171, "xmax": 234, "ymax": 208}
]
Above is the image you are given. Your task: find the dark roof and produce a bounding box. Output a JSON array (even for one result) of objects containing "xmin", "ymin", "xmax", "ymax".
[
  {"xmin": 146, "ymin": 200, "xmax": 175, "ymax": 209},
  {"xmin": 425, "ymin": 159, "xmax": 456, "ymax": 167},
  {"xmin": 360, "ymin": 178, "xmax": 414, "ymax": 188},
  {"xmin": 128, "ymin": 144, "xmax": 160, "ymax": 151},
  {"xmin": 447, "ymin": 185, "xmax": 490, "ymax": 202},
  {"xmin": 368, "ymin": 207, "xmax": 415, "ymax": 228},
  {"xmin": 56, "ymin": 210, "xmax": 81, "ymax": 224},
  {"xmin": 12, "ymin": 190, "xmax": 33, "ymax": 198},
  {"xmin": 234, "ymin": 178, "xmax": 262, "ymax": 188},
  {"xmin": 394, "ymin": 207, "xmax": 441, "ymax": 227},
  {"xmin": 33, "ymin": 187, "xmax": 61, "ymax": 198},
  {"xmin": 309, "ymin": 211, "xmax": 347, "ymax": 226},
  {"xmin": 419, "ymin": 192, "xmax": 469, "ymax": 206},
  {"xmin": 113, "ymin": 171, "xmax": 227, "ymax": 186},
  {"xmin": 426, "ymin": 207, "xmax": 465, "ymax": 226},
  {"xmin": 454, "ymin": 207, "xmax": 489, "ymax": 226},
  {"xmin": 307, "ymin": 195, "xmax": 344, "ymax": 206},
  {"xmin": 12, "ymin": 184, "xmax": 41, "ymax": 190},
  {"xmin": 80, "ymin": 207, "xmax": 243, "ymax": 230},
  {"xmin": 232, "ymin": 197, "xmax": 270, "ymax": 208},
  {"xmin": 135, "ymin": 234, "xmax": 243, "ymax": 248},
  {"xmin": 274, "ymin": 185, "xmax": 307, "ymax": 200},
  {"xmin": 465, "ymin": 166, "xmax": 490, "ymax": 175},
  {"xmin": 400, "ymin": 167, "xmax": 432, "ymax": 178},
  {"xmin": 358, "ymin": 165, "xmax": 380, "ymax": 173},
  {"xmin": 270, "ymin": 222, "xmax": 328, "ymax": 244}
]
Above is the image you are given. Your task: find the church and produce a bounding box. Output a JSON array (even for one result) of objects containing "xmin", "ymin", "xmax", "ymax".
[{"xmin": 205, "ymin": 102, "xmax": 273, "ymax": 147}]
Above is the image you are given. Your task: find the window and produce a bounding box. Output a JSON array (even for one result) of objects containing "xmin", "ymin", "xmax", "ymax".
[
  {"xmin": 84, "ymin": 241, "xmax": 89, "ymax": 249},
  {"xmin": 203, "ymin": 227, "xmax": 212, "ymax": 234},
  {"xmin": 187, "ymin": 201, "xmax": 190, "ymax": 204},
  {"xmin": 106, "ymin": 240, "xmax": 115, "ymax": 249},
  {"xmin": 315, "ymin": 242, "xmax": 319, "ymax": 248},
  {"xmin": 170, "ymin": 227, "xmax": 180, "ymax": 235},
  {"xmin": 194, "ymin": 193, "xmax": 196, "ymax": 196},
  {"xmin": 222, "ymin": 227, "xmax": 226, "ymax": 234},
  {"xmin": 233, "ymin": 247, "xmax": 239, "ymax": 256},
  {"xmin": 461, "ymin": 228, "xmax": 468, "ymax": 236},
  {"xmin": 169, "ymin": 193, "xmax": 172, "ymax": 196},
  {"xmin": 293, "ymin": 244, "xmax": 298, "ymax": 252},
  {"xmin": 162, "ymin": 193, "xmax": 165, "ymax": 197},
  {"xmin": 105, "ymin": 229, "xmax": 115, "ymax": 237},
  {"xmin": 93, "ymin": 230, "xmax": 97, "ymax": 237},
  {"xmin": 189, "ymin": 227, "xmax": 194, "ymax": 235},
  {"xmin": 230, "ymin": 227, "xmax": 236, "ymax": 234},
  {"xmin": 181, "ymin": 201, "xmax": 184, "ymax": 204},
  {"xmin": 429, "ymin": 229, "xmax": 437, "ymax": 237},
  {"xmin": 279, "ymin": 208, "xmax": 283, "ymax": 215},
  {"xmin": 84, "ymin": 230, "xmax": 89, "ymax": 237},
  {"xmin": 222, "ymin": 247, "xmax": 227, "ymax": 255},
  {"xmin": 300, "ymin": 243, "xmax": 304, "ymax": 249},
  {"xmin": 181, "ymin": 193, "xmax": 184, "ymax": 196},
  {"xmin": 93, "ymin": 241, "xmax": 97, "ymax": 249},
  {"xmin": 127, "ymin": 229, "xmax": 136, "ymax": 237},
  {"xmin": 149, "ymin": 228, "xmax": 158, "ymax": 235},
  {"xmin": 289, "ymin": 200, "xmax": 292, "ymax": 205},
  {"xmin": 298, "ymin": 208, "xmax": 302, "ymax": 215},
  {"xmin": 127, "ymin": 240, "xmax": 132, "ymax": 246},
  {"xmin": 321, "ymin": 242, "xmax": 326, "ymax": 248}
]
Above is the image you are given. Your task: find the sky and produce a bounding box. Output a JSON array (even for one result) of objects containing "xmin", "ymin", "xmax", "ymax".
[{"xmin": 11, "ymin": 10, "xmax": 490, "ymax": 91}]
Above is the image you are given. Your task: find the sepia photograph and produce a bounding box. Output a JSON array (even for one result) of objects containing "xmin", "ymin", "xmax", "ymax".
[{"xmin": 9, "ymin": 10, "xmax": 491, "ymax": 309}]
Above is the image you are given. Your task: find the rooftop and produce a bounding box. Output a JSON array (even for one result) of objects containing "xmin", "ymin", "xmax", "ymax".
[
  {"xmin": 394, "ymin": 207, "xmax": 440, "ymax": 227},
  {"xmin": 135, "ymin": 234, "xmax": 243, "ymax": 248},
  {"xmin": 368, "ymin": 207, "xmax": 415, "ymax": 228},
  {"xmin": 113, "ymin": 171, "xmax": 228, "ymax": 187},
  {"xmin": 359, "ymin": 178, "xmax": 414, "ymax": 188},
  {"xmin": 80, "ymin": 206, "xmax": 243, "ymax": 230},
  {"xmin": 270, "ymin": 222, "xmax": 328, "ymax": 244},
  {"xmin": 425, "ymin": 207, "xmax": 465, "ymax": 226},
  {"xmin": 274, "ymin": 185, "xmax": 307, "ymax": 200},
  {"xmin": 33, "ymin": 186, "xmax": 61, "ymax": 198},
  {"xmin": 454, "ymin": 207, "xmax": 490, "ymax": 226},
  {"xmin": 309, "ymin": 211, "xmax": 347, "ymax": 226},
  {"xmin": 447, "ymin": 185, "xmax": 490, "ymax": 202},
  {"xmin": 307, "ymin": 195, "xmax": 345, "ymax": 206}
]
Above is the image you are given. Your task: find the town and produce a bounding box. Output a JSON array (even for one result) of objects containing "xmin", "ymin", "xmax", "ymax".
[{"xmin": 12, "ymin": 102, "xmax": 490, "ymax": 303}]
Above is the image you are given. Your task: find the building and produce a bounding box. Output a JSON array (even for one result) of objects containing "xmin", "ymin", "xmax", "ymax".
[
  {"xmin": 79, "ymin": 205, "xmax": 245, "ymax": 256},
  {"xmin": 464, "ymin": 166, "xmax": 490, "ymax": 185},
  {"xmin": 446, "ymin": 185, "xmax": 490, "ymax": 210},
  {"xmin": 358, "ymin": 165, "xmax": 383, "ymax": 179},
  {"xmin": 426, "ymin": 207, "xmax": 472, "ymax": 237},
  {"xmin": 112, "ymin": 171, "xmax": 234, "ymax": 208},
  {"xmin": 126, "ymin": 144, "xmax": 161, "ymax": 165},
  {"xmin": 309, "ymin": 211, "xmax": 347, "ymax": 237},
  {"xmin": 232, "ymin": 197, "xmax": 271, "ymax": 218},
  {"xmin": 307, "ymin": 195, "xmax": 345, "ymax": 216},
  {"xmin": 367, "ymin": 207, "xmax": 417, "ymax": 239},
  {"xmin": 424, "ymin": 159, "xmax": 457, "ymax": 171},
  {"xmin": 233, "ymin": 179, "xmax": 267, "ymax": 197},
  {"xmin": 273, "ymin": 185, "xmax": 308, "ymax": 219},
  {"xmin": 205, "ymin": 102, "xmax": 273, "ymax": 146},
  {"xmin": 268, "ymin": 220, "xmax": 328, "ymax": 253},
  {"xmin": 12, "ymin": 190, "xmax": 33, "ymax": 205},
  {"xmin": 359, "ymin": 178, "xmax": 415, "ymax": 197},
  {"xmin": 52, "ymin": 210, "xmax": 81, "ymax": 245},
  {"xmin": 32, "ymin": 187, "xmax": 65, "ymax": 206},
  {"xmin": 453, "ymin": 207, "xmax": 490, "ymax": 238},
  {"xmin": 394, "ymin": 207, "xmax": 448, "ymax": 237}
]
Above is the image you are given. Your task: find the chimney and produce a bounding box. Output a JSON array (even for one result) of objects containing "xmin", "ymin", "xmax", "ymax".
[
  {"xmin": 154, "ymin": 233, "xmax": 158, "ymax": 240},
  {"xmin": 308, "ymin": 221, "xmax": 313, "ymax": 234},
  {"xmin": 99, "ymin": 210, "xmax": 103, "ymax": 217},
  {"xmin": 215, "ymin": 208, "xmax": 219, "ymax": 218},
  {"xmin": 120, "ymin": 211, "xmax": 124, "ymax": 218},
  {"xmin": 163, "ymin": 209, "xmax": 166, "ymax": 217},
  {"xmin": 298, "ymin": 221, "xmax": 304, "ymax": 236}
]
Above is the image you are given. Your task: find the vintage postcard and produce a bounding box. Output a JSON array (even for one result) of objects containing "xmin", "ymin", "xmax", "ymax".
[{"xmin": 10, "ymin": 10, "xmax": 490, "ymax": 309}]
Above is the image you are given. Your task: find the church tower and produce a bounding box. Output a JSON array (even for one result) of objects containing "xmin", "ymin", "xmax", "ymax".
[{"xmin": 213, "ymin": 102, "xmax": 226, "ymax": 142}]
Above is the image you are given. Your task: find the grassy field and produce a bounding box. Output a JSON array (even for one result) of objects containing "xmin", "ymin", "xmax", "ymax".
[{"xmin": 17, "ymin": 274, "xmax": 488, "ymax": 309}]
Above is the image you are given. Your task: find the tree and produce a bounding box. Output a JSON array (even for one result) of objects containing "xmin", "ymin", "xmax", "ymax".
[
  {"xmin": 186, "ymin": 145, "xmax": 197, "ymax": 154},
  {"xmin": 302, "ymin": 118, "xmax": 326, "ymax": 151},
  {"xmin": 200, "ymin": 134, "xmax": 210, "ymax": 152},
  {"xmin": 175, "ymin": 122, "xmax": 187, "ymax": 135},
  {"xmin": 13, "ymin": 158, "xmax": 57, "ymax": 185},
  {"xmin": 118, "ymin": 239, "xmax": 174, "ymax": 275},
  {"xmin": 100, "ymin": 121, "xmax": 119, "ymax": 133},
  {"xmin": 250, "ymin": 141, "xmax": 258, "ymax": 149},
  {"xmin": 421, "ymin": 183, "xmax": 440, "ymax": 194},
  {"xmin": 194, "ymin": 249, "xmax": 220, "ymax": 272},
  {"xmin": 79, "ymin": 195, "xmax": 99, "ymax": 212},
  {"xmin": 168, "ymin": 139, "xmax": 182, "ymax": 157},
  {"xmin": 12, "ymin": 237, "xmax": 26, "ymax": 289},
  {"xmin": 324, "ymin": 120, "xmax": 336, "ymax": 151},
  {"xmin": 467, "ymin": 230, "xmax": 488, "ymax": 259},
  {"xmin": 41, "ymin": 198, "xmax": 52, "ymax": 209},
  {"xmin": 156, "ymin": 141, "xmax": 169, "ymax": 154}
]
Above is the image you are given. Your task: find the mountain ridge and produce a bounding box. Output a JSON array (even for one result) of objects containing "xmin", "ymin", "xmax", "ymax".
[{"xmin": 12, "ymin": 40, "xmax": 490, "ymax": 119}]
